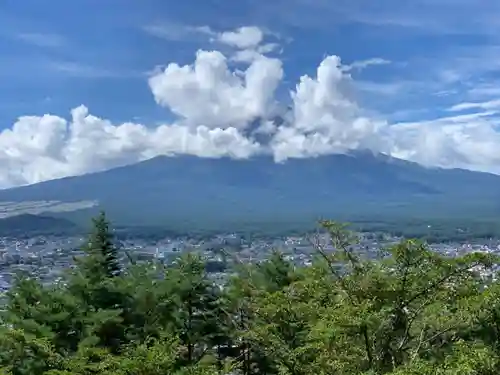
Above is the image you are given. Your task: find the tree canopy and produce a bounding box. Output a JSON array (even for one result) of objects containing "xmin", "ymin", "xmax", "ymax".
[{"xmin": 0, "ymin": 214, "xmax": 499, "ymax": 374}]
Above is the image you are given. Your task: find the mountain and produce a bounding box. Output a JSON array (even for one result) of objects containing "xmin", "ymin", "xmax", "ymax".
[
  {"xmin": 0, "ymin": 151, "xmax": 499, "ymax": 230},
  {"xmin": 0, "ymin": 214, "xmax": 78, "ymax": 236}
]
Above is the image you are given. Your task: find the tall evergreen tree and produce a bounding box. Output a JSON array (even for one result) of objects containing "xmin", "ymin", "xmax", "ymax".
[
  {"xmin": 67, "ymin": 211, "xmax": 126, "ymax": 353},
  {"xmin": 76, "ymin": 211, "xmax": 121, "ymax": 282},
  {"xmin": 68, "ymin": 211, "xmax": 122, "ymax": 309},
  {"xmin": 167, "ymin": 253, "xmax": 218, "ymax": 365}
]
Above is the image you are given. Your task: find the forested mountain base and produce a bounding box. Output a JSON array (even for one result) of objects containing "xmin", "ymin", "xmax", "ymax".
[{"xmin": 1, "ymin": 213, "xmax": 500, "ymax": 374}]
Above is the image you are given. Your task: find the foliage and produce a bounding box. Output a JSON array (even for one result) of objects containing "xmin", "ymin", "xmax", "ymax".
[{"xmin": 1, "ymin": 214, "xmax": 500, "ymax": 374}]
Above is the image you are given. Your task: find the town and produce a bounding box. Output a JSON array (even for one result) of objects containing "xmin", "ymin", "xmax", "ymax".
[{"xmin": 0, "ymin": 231, "xmax": 499, "ymax": 293}]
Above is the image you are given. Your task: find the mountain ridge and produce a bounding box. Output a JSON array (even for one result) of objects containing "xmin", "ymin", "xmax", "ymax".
[
  {"xmin": 4, "ymin": 150, "xmax": 500, "ymax": 193},
  {"xmin": 0, "ymin": 152, "xmax": 499, "ymax": 229}
]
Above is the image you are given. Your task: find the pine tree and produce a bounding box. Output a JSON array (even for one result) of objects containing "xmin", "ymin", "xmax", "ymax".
[
  {"xmin": 67, "ymin": 212, "xmax": 126, "ymax": 353},
  {"xmin": 167, "ymin": 253, "xmax": 217, "ymax": 365},
  {"xmin": 76, "ymin": 211, "xmax": 121, "ymax": 282},
  {"xmin": 68, "ymin": 211, "xmax": 123, "ymax": 313},
  {"xmin": 1, "ymin": 274, "xmax": 86, "ymax": 354}
]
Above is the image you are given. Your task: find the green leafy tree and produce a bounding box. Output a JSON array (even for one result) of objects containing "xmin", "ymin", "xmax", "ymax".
[{"xmin": 305, "ymin": 220, "xmax": 494, "ymax": 373}]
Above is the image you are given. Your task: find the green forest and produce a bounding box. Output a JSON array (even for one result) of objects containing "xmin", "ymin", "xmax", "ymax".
[{"xmin": 2, "ymin": 213, "xmax": 500, "ymax": 374}]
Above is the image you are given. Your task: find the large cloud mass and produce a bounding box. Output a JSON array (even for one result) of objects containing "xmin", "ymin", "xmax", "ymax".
[{"xmin": 1, "ymin": 26, "xmax": 500, "ymax": 188}]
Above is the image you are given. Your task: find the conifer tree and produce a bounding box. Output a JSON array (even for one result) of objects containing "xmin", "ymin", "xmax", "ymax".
[
  {"xmin": 167, "ymin": 253, "xmax": 218, "ymax": 365},
  {"xmin": 68, "ymin": 211, "xmax": 122, "ymax": 309},
  {"xmin": 76, "ymin": 211, "xmax": 121, "ymax": 282},
  {"xmin": 67, "ymin": 211, "xmax": 126, "ymax": 353}
]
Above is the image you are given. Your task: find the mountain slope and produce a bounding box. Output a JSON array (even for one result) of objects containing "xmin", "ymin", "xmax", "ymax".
[
  {"xmin": 0, "ymin": 214, "xmax": 78, "ymax": 236},
  {"xmin": 0, "ymin": 152, "xmax": 499, "ymax": 228}
]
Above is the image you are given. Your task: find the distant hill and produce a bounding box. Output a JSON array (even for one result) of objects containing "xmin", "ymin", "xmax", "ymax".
[
  {"xmin": 0, "ymin": 151, "xmax": 499, "ymax": 231},
  {"xmin": 0, "ymin": 214, "xmax": 79, "ymax": 236}
]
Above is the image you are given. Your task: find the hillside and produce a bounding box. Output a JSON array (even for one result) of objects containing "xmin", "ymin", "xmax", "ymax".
[
  {"xmin": 0, "ymin": 213, "xmax": 78, "ymax": 236},
  {"xmin": 0, "ymin": 151, "xmax": 499, "ymax": 229}
]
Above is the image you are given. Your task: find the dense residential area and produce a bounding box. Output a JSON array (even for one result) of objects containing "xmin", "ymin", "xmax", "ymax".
[{"xmin": 0, "ymin": 226, "xmax": 499, "ymax": 292}]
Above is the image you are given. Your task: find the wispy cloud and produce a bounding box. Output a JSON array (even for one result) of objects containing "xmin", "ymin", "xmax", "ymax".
[
  {"xmin": 328, "ymin": 0, "xmax": 500, "ymax": 36},
  {"xmin": 355, "ymin": 80, "xmax": 405, "ymax": 96},
  {"xmin": 253, "ymin": 0, "xmax": 500, "ymax": 38},
  {"xmin": 355, "ymin": 76, "xmax": 447, "ymax": 97},
  {"xmin": 215, "ymin": 26, "xmax": 263, "ymax": 49},
  {"xmin": 48, "ymin": 61, "xmax": 138, "ymax": 79},
  {"xmin": 15, "ymin": 32, "xmax": 66, "ymax": 48},
  {"xmin": 384, "ymin": 108, "xmax": 432, "ymax": 122},
  {"xmin": 344, "ymin": 58, "xmax": 391, "ymax": 72},
  {"xmin": 448, "ymin": 99, "xmax": 500, "ymax": 112},
  {"xmin": 143, "ymin": 22, "xmax": 214, "ymax": 42},
  {"xmin": 468, "ymin": 84, "xmax": 500, "ymax": 98}
]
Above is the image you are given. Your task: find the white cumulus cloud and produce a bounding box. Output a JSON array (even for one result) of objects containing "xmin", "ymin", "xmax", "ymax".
[
  {"xmin": 212, "ymin": 25, "xmax": 280, "ymax": 63},
  {"xmin": 2, "ymin": 25, "xmax": 500, "ymax": 189},
  {"xmin": 272, "ymin": 55, "xmax": 388, "ymax": 161},
  {"xmin": 0, "ymin": 105, "xmax": 259, "ymax": 188},
  {"xmin": 216, "ymin": 26, "xmax": 264, "ymax": 49},
  {"xmin": 148, "ymin": 49, "xmax": 283, "ymax": 128}
]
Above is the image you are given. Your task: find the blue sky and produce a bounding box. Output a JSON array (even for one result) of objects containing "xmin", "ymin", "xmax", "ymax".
[
  {"xmin": 2, "ymin": 0, "xmax": 498, "ymax": 124},
  {"xmin": 1, "ymin": 0, "xmax": 500, "ymax": 187}
]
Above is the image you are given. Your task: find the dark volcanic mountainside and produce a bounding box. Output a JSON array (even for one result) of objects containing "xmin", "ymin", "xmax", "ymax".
[
  {"xmin": 0, "ymin": 214, "xmax": 78, "ymax": 236},
  {"xmin": 0, "ymin": 152, "xmax": 499, "ymax": 227}
]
